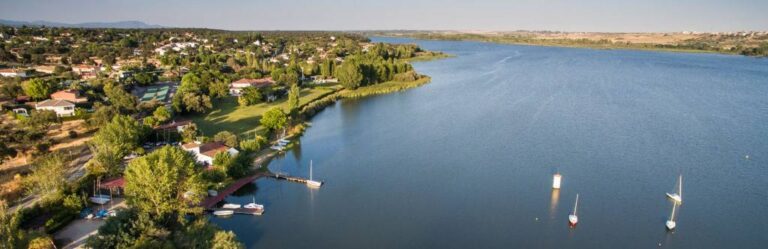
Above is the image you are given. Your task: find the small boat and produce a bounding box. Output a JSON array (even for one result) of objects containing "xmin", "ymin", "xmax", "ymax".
[
  {"xmin": 270, "ymin": 145, "xmax": 284, "ymax": 151},
  {"xmin": 278, "ymin": 139, "xmax": 290, "ymax": 146},
  {"xmin": 89, "ymin": 194, "xmax": 111, "ymax": 205},
  {"xmin": 666, "ymin": 202, "xmax": 678, "ymax": 230},
  {"xmin": 222, "ymin": 203, "xmax": 242, "ymax": 209},
  {"xmin": 666, "ymin": 175, "xmax": 683, "ymax": 204},
  {"xmin": 244, "ymin": 196, "xmax": 264, "ymax": 210},
  {"xmin": 213, "ymin": 210, "xmax": 234, "ymax": 216},
  {"xmin": 568, "ymin": 193, "xmax": 579, "ymax": 226},
  {"xmin": 207, "ymin": 190, "xmax": 218, "ymax": 197},
  {"xmin": 306, "ymin": 160, "xmax": 323, "ymax": 188}
]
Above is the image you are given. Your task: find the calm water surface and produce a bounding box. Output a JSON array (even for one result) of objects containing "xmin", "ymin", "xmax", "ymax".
[{"xmin": 212, "ymin": 37, "xmax": 768, "ymax": 248}]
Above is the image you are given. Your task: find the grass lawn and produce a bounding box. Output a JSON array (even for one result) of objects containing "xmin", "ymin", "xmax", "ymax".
[{"xmin": 188, "ymin": 85, "xmax": 340, "ymax": 137}]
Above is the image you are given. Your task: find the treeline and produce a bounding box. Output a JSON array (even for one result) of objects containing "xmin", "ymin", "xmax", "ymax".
[{"xmin": 389, "ymin": 32, "xmax": 768, "ymax": 57}]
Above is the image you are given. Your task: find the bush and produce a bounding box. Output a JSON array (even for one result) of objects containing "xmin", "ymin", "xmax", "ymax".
[{"xmin": 68, "ymin": 130, "xmax": 78, "ymax": 138}]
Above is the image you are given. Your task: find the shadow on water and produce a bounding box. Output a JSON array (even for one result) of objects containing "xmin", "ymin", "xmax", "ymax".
[{"xmin": 232, "ymin": 182, "xmax": 258, "ymax": 196}]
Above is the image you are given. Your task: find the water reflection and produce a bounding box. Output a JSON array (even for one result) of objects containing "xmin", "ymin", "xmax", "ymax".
[{"xmin": 549, "ymin": 189, "xmax": 560, "ymax": 220}]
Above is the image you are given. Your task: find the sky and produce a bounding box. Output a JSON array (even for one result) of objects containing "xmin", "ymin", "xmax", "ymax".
[{"xmin": 1, "ymin": 0, "xmax": 767, "ymax": 32}]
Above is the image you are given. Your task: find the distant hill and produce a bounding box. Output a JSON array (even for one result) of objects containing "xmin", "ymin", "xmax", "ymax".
[{"xmin": 0, "ymin": 19, "xmax": 164, "ymax": 29}]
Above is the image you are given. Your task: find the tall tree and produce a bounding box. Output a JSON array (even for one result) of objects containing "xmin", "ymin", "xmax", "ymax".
[
  {"xmin": 287, "ymin": 84, "xmax": 300, "ymax": 115},
  {"xmin": 22, "ymin": 78, "xmax": 53, "ymax": 100},
  {"xmin": 260, "ymin": 108, "xmax": 287, "ymax": 131},
  {"xmin": 335, "ymin": 62, "xmax": 363, "ymax": 89},
  {"xmin": 124, "ymin": 146, "xmax": 205, "ymax": 224},
  {"xmin": 23, "ymin": 152, "xmax": 67, "ymax": 202}
]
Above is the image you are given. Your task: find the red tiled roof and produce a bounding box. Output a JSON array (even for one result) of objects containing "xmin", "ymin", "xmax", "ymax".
[
  {"xmin": 200, "ymin": 142, "xmax": 230, "ymax": 157},
  {"xmin": 100, "ymin": 177, "xmax": 125, "ymax": 189},
  {"xmin": 231, "ymin": 77, "xmax": 274, "ymax": 88}
]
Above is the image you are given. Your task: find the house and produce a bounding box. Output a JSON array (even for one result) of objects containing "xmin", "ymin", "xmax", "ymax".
[
  {"xmin": 51, "ymin": 89, "xmax": 88, "ymax": 103},
  {"xmin": 0, "ymin": 68, "xmax": 29, "ymax": 78},
  {"xmin": 72, "ymin": 65, "xmax": 100, "ymax": 79},
  {"xmin": 229, "ymin": 77, "xmax": 275, "ymax": 96},
  {"xmin": 181, "ymin": 141, "xmax": 239, "ymax": 165},
  {"xmin": 155, "ymin": 119, "xmax": 193, "ymax": 133},
  {"xmin": 35, "ymin": 99, "xmax": 75, "ymax": 117},
  {"xmin": 33, "ymin": 65, "xmax": 57, "ymax": 74}
]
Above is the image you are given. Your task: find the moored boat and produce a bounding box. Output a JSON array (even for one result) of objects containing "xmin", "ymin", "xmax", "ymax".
[
  {"xmin": 306, "ymin": 160, "xmax": 323, "ymax": 188},
  {"xmin": 213, "ymin": 210, "xmax": 234, "ymax": 216},
  {"xmin": 568, "ymin": 193, "xmax": 579, "ymax": 226},
  {"xmin": 222, "ymin": 203, "xmax": 242, "ymax": 209}
]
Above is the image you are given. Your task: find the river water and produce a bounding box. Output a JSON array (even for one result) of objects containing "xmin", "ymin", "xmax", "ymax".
[{"xmin": 212, "ymin": 37, "xmax": 768, "ymax": 248}]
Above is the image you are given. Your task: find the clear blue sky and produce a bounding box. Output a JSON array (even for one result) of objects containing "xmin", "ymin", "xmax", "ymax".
[{"xmin": 1, "ymin": 0, "xmax": 766, "ymax": 32}]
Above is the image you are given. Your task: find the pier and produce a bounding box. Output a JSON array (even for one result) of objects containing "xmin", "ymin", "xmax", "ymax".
[
  {"xmin": 268, "ymin": 173, "xmax": 311, "ymax": 184},
  {"xmin": 201, "ymin": 174, "xmax": 263, "ymax": 210}
]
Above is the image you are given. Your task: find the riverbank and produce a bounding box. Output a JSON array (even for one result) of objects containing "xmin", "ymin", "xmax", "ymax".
[
  {"xmin": 247, "ymin": 76, "xmax": 434, "ymax": 172},
  {"xmin": 373, "ymin": 32, "xmax": 768, "ymax": 56}
]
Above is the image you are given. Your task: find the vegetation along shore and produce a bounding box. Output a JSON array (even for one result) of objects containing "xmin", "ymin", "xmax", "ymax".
[
  {"xmin": 369, "ymin": 30, "xmax": 768, "ymax": 56},
  {"xmin": 0, "ymin": 25, "xmax": 447, "ymax": 248}
]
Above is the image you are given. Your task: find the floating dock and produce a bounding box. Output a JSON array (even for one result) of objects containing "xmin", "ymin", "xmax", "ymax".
[{"xmin": 269, "ymin": 173, "xmax": 310, "ymax": 184}]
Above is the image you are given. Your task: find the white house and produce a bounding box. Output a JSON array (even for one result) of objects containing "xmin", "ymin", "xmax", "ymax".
[
  {"xmin": 229, "ymin": 78, "xmax": 275, "ymax": 96},
  {"xmin": 35, "ymin": 99, "xmax": 75, "ymax": 117},
  {"xmin": 0, "ymin": 68, "xmax": 29, "ymax": 78},
  {"xmin": 182, "ymin": 141, "xmax": 238, "ymax": 165}
]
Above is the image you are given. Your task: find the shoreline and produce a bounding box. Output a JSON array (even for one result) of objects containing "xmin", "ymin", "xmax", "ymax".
[
  {"xmin": 248, "ymin": 76, "xmax": 434, "ymax": 173},
  {"xmin": 375, "ymin": 34, "xmax": 763, "ymax": 57}
]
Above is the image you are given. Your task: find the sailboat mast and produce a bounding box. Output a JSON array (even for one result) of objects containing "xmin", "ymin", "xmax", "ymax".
[
  {"xmin": 678, "ymin": 175, "xmax": 683, "ymax": 198},
  {"xmin": 670, "ymin": 203, "xmax": 677, "ymax": 221},
  {"xmin": 309, "ymin": 160, "xmax": 313, "ymax": 181},
  {"xmin": 574, "ymin": 194, "xmax": 579, "ymax": 215}
]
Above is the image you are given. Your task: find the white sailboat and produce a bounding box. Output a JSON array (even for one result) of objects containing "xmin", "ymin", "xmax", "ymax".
[
  {"xmin": 666, "ymin": 202, "xmax": 677, "ymax": 230},
  {"xmin": 568, "ymin": 193, "xmax": 579, "ymax": 226},
  {"xmin": 306, "ymin": 160, "xmax": 323, "ymax": 188},
  {"xmin": 244, "ymin": 196, "xmax": 264, "ymax": 210},
  {"xmin": 89, "ymin": 178, "xmax": 111, "ymax": 205},
  {"xmin": 666, "ymin": 175, "xmax": 683, "ymax": 204}
]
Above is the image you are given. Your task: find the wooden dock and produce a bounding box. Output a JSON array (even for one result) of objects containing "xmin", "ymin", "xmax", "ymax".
[
  {"xmin": 200, "ymin": 174, "xmax": 263, "ymax": 209},
  {"xmin": 268, "ymin": 173, "xmax": 310, "ymax": 184}
]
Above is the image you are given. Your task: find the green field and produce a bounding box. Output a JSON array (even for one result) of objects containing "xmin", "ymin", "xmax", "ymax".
[{"xmin": 188, "ymin": 86, "xmax": 340, "ymax": 137}]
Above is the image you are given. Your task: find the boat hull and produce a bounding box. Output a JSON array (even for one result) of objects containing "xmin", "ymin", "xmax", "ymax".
[
  {"xmin": 213, "ymin": 210, "xmax": 234, "ymax": 216},
  {"xmin": 666, "ymin": 220, "xmax": 676, "ymax": 230},
  {"xmin": 666, "ymin": 193, "xmax": 682, "ymax": 203},
  {"xmin": 306, "ymin": 180, "xmax": 322, "ymax": 188},
  {"xmin": 222, "ymin": 204, "xmax": 242, "ymax": 209},
  {"xmin": 568, "ymin": 215, "xmax": 578, "ymax": 225}
]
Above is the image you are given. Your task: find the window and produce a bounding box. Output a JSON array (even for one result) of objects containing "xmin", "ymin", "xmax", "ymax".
[{"xmin": 64, "ymin": 106, "xmax": 74, "ymax": 110}]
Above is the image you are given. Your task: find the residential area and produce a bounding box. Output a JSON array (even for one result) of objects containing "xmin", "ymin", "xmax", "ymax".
[{"xmin": 0, "ymin": 25, "xmax": 437, "ymax": 248}]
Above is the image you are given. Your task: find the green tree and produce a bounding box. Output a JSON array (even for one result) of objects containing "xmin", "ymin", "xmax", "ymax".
[
  {"xmin": 212, "ymin": 231, "xmax": 244, "ymax": 249},
  {"xmin": 91, "ymin": 114, "xmax": 146, "ymax": 158},
  {"xmin": 181, "ymin": 123, "xmax": 199, "ymax": 143},
  {"xmin": 22, "ymin": 78, "xmax": 54, "ymax": 100},
  {"xmin": 213, "ymin": 131, "xmax": 238, "ymax": 148},
  {"xmin": 209, "ymin": 79, "xmax": 230, "ymax": 99},
  {"xmin": 287, "ymin": 84, "xmax": 300, "ymax": 115},
  {"xmin": 335, "ymin": 62, "xmax": 363, "ymax": 89},
  {"xmin": 104, "ymin": 81, "xmax": 137, "ymax": 113},
  {"xmin": 124, "ymin": 146, "xmax": 205, "ymax": 223},
  {"xmin": 23, "ymin": 110, "xmax": 59, "ymax": 131},
  {"xmin": 237, "ymin": 87, "xmax": 262, "ymax": 106},
  {"xmin": 0, "ymin": 203, "xmax": 23, "ymax": 249},
  {"xmin": 260, "ymin": 108, "xmax": 287, "ymax": 131},
  {"xmin": 152, "ymin": 106, "xmax": 172, "ymax": 124},
  {"xmin": 23, "ymin": 152, "xmax": 67, "ymax": 202},
  {"xmin": 239, "ymin": 136, "xmax": 266, "ymax": 152}
]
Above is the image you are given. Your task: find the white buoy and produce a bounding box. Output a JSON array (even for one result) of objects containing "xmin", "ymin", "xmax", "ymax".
[
  {"xmin": 745, "ymin": 155, "xmax": 750, "ymax": 160},
  {"xmin": 552, "ymin": 173, "xmax": 562, "ymax": 189}
]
